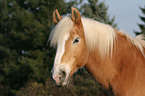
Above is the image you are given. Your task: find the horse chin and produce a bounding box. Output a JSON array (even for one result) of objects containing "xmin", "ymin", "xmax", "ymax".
[{"xmin": 56, "ymin": 78, "xmax": 70, "ymax": 87}]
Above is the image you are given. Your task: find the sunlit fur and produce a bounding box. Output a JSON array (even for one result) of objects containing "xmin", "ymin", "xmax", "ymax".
[
  {"xmin": 117, "ymin": 32, "xmax": 145, "ymax": 57},
  {"xmin": 49, "ymin": 16, "xmax": 145, "ymax": 58},
  {"xmin": 127, "ymin": 34, "xmax": 145, "ymax": 57}
]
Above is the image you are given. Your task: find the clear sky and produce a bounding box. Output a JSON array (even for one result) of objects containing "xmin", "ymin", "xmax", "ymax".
[{"xmin": 104, "ymin": 0, "xmax": 145, "ymax": 37}]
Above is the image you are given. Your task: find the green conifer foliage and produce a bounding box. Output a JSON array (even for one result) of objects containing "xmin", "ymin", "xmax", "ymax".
[
  {"xmin": 135, "ymin": 6, "xmax": 145, "ymax": 35},
  {"xmin": 81, "ymin": 0, "xmax": 117, "ymax": 28},
  {"xmin": 0, "ymin": 0, "xmax": 66, "ymax": 95}
]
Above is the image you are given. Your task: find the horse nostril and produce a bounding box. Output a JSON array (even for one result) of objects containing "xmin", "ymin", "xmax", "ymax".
[
  {"xmin": 62, "ymin": 70, "xmax": 66, "ymax": 77},
  {"xmin": 51, "ymin": 70, "xmax": 67, "ymax": 86},
  {"xmin": 59, "ymin": 70, "xmax": 66, "ymax": 80}
]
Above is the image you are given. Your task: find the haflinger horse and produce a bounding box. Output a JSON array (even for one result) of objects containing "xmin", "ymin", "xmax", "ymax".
[{"xmin": 49, "ymin": 7, "xmax": 145, "ymax": 96}]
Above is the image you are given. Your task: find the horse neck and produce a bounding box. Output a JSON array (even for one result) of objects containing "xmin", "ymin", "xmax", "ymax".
[
  {"xmin": 85, "ymin": 50, "xmax": 117, "ymax": 89},
  {"xmin": 85, "ymin": 32, "xmax": 145, "ymax": 95}
]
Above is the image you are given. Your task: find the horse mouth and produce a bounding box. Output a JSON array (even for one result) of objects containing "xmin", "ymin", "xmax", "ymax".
[
  {"xmin": 51, "ymin": 74, "xmax": 70, "ymax": 87},
  {"xmin": 56, "ymin": 77, "xmax": 70, "ymax": 87}
]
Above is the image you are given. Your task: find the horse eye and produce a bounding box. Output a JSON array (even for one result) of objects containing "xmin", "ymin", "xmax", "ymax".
[{"xmin": 73, "ymin": 37, "xmax": 80, "ymax": 44}]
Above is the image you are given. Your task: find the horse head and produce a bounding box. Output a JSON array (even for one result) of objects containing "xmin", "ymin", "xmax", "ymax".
[{"xmin": 50, "ymin": 7, "xmax": 89, "ymax": 86}]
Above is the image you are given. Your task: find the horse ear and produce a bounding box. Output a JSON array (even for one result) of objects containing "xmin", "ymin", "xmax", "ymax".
[
  {"xmin": 53, "ymin": 9, "xmax": 62, "ymax": 24},
  {"xmin": 71, "ymin": 7, "xmax": 81, "ymax": 25}
]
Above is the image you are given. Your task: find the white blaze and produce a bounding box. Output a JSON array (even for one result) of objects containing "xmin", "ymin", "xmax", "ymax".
[{"xmin": 52, "ymin": 33, "xmax": 70, "ymax": 79}]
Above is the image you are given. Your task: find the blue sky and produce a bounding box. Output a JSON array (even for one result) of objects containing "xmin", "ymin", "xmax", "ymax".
[{"xmin": 104, "ymin": 0, "xmax": 145, "ymax": 37}]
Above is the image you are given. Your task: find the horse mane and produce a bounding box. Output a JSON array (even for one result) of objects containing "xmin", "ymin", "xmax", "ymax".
[
  {"xmin": 81, "ymin": 18, "xmax": 116, "ymax": 58},
  {"xmin": 49, "ymin": 15, "xmax": 145, "ymax": 58}
]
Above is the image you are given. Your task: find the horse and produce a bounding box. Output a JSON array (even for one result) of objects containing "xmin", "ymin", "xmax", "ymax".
[{"xmin": 49, "ymin": 7, "xmax": 145, "ymax": 96}]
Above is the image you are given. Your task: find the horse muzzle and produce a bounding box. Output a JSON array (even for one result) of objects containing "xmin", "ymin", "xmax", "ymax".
[{"xmin": 51, "ymin": 70, "xmax": 69, "ymax": 87}]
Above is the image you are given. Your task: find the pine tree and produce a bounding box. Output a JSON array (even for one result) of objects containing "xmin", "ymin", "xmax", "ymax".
[
  {"xmin": 0, "ymin": 0, "xmax": 67, "ymax": 95},
  {"xmin": 135, "ymin": 6, "xmax": 145, "ymax": 35},
  {"xmin": 80, "ymin": 0, "xmax": 117, "ymax": 28}
]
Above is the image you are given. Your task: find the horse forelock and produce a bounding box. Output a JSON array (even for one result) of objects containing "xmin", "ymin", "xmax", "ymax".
[{"xmin": 49, "ymin": 16, "xmax": 73, "ymax": 48}]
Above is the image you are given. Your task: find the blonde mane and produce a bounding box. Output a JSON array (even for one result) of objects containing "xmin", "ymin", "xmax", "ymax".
[
  {"xmin": 49, "ymin": 16, "xmax": 145, "ymax": 58},
  {"xmin": 81, "ymin": 18, "xmax": 116, "ymax": 58}
]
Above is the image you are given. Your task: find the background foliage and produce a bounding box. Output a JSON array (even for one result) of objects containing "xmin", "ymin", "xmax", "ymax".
[
  {"xmin": 134, "ymin": 6, "xmax": 145, "ymax": 35},
  {"xmin": 0, "ymin": 0, "xmax": 144, "ymax": 96}
]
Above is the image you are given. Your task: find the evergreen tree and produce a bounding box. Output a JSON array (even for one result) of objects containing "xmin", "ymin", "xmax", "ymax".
[
  {"xmin": 135, "ymin": 6, "xmax": 145, "ymax": 35},
  {"xmin": 80, "ymin": 0, "xmax": 117, "ymax": 28},
  {"xmin": 0, "ymin": 0, "xmax": 67, "ymax": 95}
]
